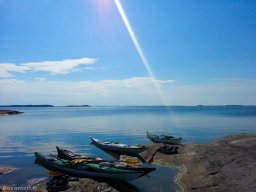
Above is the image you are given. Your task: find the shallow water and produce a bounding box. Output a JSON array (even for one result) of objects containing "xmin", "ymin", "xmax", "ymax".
[{"xmin": 0, "ymin": 106, "xmax": 256, "ymax": 191}]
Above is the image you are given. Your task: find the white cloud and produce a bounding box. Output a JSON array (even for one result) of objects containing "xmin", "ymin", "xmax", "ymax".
[
  {"xmin": 0, "ymin": 77, "xmax": 255, "ymax": 105},
  {"xmin": 34, "ymin": 77, "xmax": 46, "ymax": 81},
  {"xmin": 164, "ymin": 78, "xmax": 256, "ymax": 105},
  {"xmin": 0, "ymin": 78, "xmax": 25, "ymax": 85},
  {"xmin": 0, "ymin": 77, "xmax": 176, "ymax": 105},
  {"xmin": 101, "ymin": 77, "xmax": 176, "ymax": 89},
  {"xmin": 0, "ymin": 63, "xmax": 28, "ymax": 77},
  {"xmin": 22, "ymin": 58, "xmax": 96, "ymax": 74},
  {"xmin": 0, "ymin": 57, "xmax": 97, "ymax": 77},
  {"xmin": 82, "ymin": 66, "xmax": 106, "ymax": 71}
]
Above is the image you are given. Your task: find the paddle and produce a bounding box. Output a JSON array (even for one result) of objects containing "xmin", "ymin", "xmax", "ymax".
[
  {"xmin": 48, "ymin": 170, "xmax": 64, "ymax": 177},
  {"xmin": 147, "ymin": 147, "xmax": 162, "ymax": 163},
  {"xmin": 50, "ymin": 154, "xmax": 69, "ymax": 164}
]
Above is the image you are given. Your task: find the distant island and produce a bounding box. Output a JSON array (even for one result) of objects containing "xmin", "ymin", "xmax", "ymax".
[
  {"xmin": 65, "ymin": 105, "xmax": 91, "ymax": 107},
  {"xmin": 0, "ymin": 105, "xmax": 93, "ymax": 107},
  {"xmin": 0, "ymin": 105, "xmax": 54, "ymax": 107},
  {"xmin": 0, "ymin": 104, "xmax": 91, "ymax": 115}
]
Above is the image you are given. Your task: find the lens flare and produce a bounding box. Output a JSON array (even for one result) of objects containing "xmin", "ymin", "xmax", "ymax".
[{"xmin": 114, "ymin": 0, "xmax": 169, "ymax": 105}]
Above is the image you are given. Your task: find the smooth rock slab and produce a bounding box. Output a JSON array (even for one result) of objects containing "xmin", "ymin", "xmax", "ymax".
[{"xmin": 140, "ymin": 133, "xmax": 256, "ymax": 192}]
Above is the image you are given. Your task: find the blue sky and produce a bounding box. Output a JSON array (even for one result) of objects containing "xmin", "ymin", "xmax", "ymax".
[{"xmin": 0, "ymin": 0, "xmax": 256, "ymax": 105}]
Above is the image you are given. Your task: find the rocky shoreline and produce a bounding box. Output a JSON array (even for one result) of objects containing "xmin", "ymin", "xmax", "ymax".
[
  {"xmin": 1, "ymin": 133, "xmax": 255, "ymax": 192},
  {"xmin": 140, "ymin": 133, "xmax": 256, "ymax": 192},
  {"xmin": 0, "ymin": 166, "xmax": 17, "ymax": 175},
  {"xmin": 0, "ymin": 110, "xmax": 23, "ymax": 115}
]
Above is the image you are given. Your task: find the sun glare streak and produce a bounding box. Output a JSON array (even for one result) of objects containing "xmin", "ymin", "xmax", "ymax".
[
  {"xmin": 114, "ymin": 0, "xmax": 154, "ymax": 79},
  {"xmin": 114, "ymin": 0, "xmax": 169, "ymax": 105}
]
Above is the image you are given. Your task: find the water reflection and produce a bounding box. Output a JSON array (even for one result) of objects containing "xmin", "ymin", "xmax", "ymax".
[{"xmin": 1, "ymin": 106, "xmax": 256, "ymax": 190}]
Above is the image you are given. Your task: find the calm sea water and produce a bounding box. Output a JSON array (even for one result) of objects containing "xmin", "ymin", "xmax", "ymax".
[{"xmin": 0, "ymin": 106, "xmax": 256, "ymax": 191}]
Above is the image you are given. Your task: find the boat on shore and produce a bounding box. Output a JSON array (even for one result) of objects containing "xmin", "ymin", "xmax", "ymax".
[
  {"xmin": 34, "ymin": 152, "xmax": 155, "ymax": 181},
  {"xmin": 56, "ymin": 146, "xmax": 89, "ymax": 160},
  {"xmin": 57, "ymin": 146, "xmax": 146, "ymax": 165},
  {"xmin": 147, "ymin": 131, "xmax": 182, "ymax": 144},
  {"xmin": 90, "ymin": 136, "xmax": 147, "ymax": 155}
]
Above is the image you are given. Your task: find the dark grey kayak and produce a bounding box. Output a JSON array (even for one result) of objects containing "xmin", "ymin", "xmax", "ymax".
[
  {"xmin": 90, "ymin": 136, "xmax": 147, "ymax": 155},
  {"xmin": 147, "ymin": 131, "xmax": 182, "ymax": 144},
  {"xmin": 35, "ymin": 152, "xmax": 155, "ymax": 181}
]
